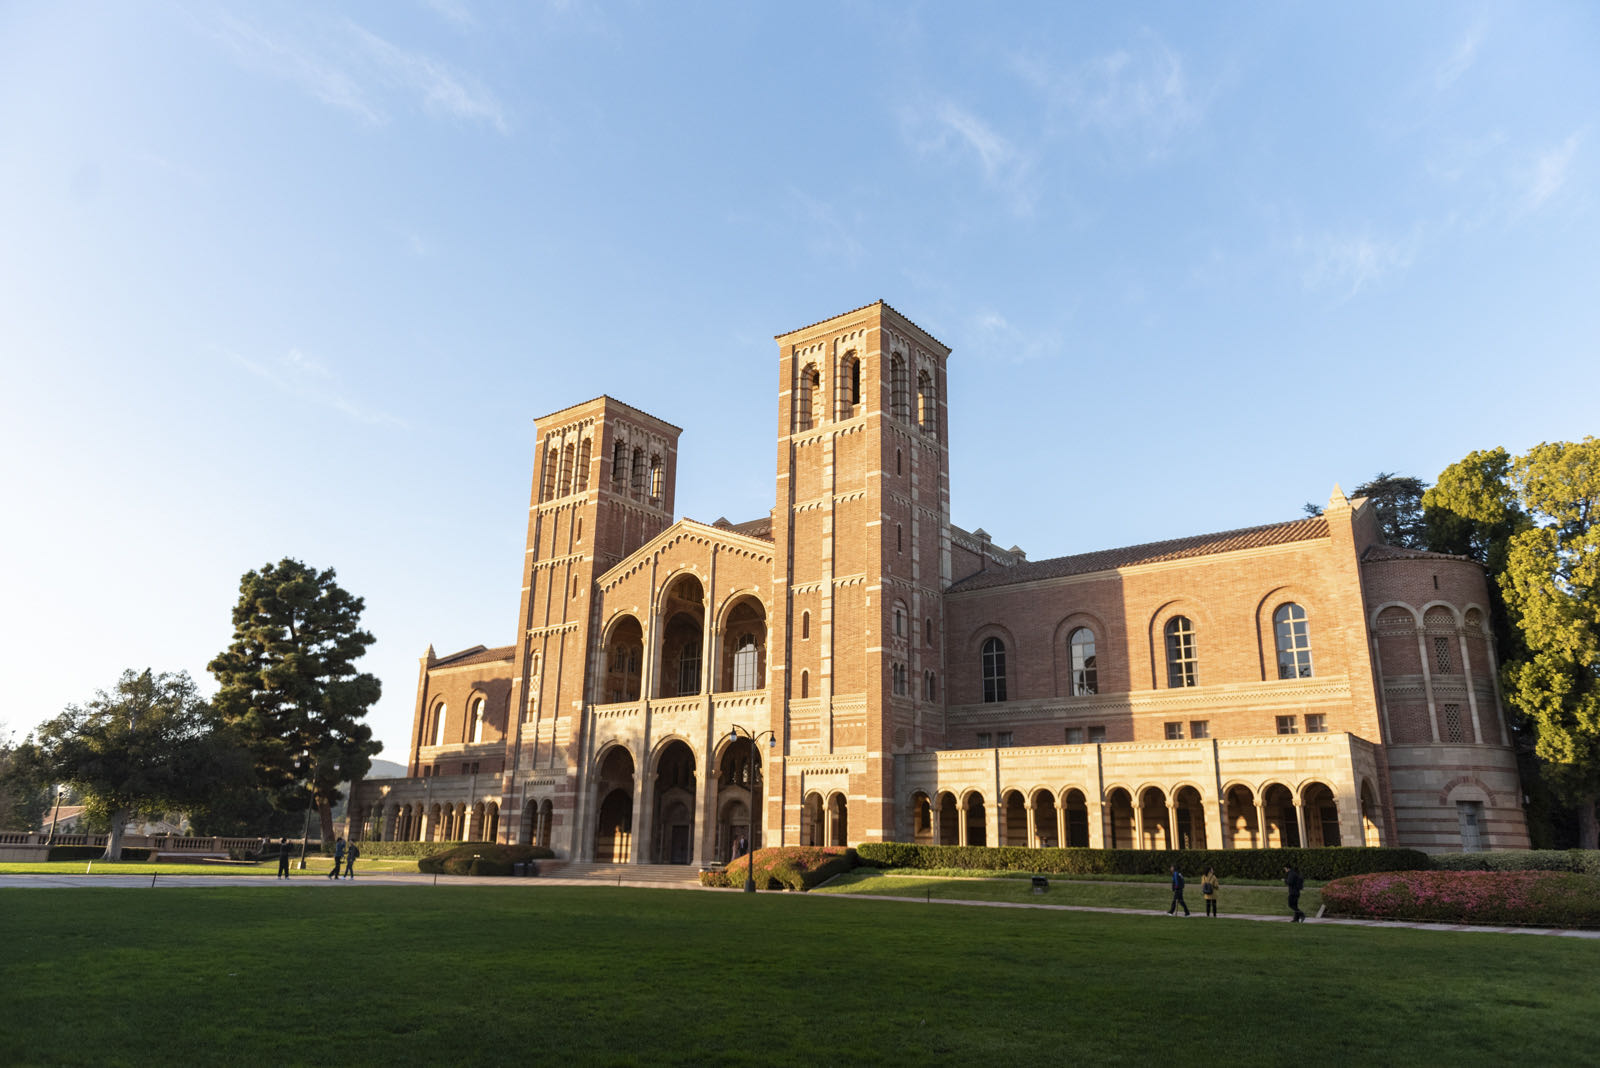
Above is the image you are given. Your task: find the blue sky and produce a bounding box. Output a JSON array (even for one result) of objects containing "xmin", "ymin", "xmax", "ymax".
[{"xmin": 3, "ymin": 2, "xmax": 1595, "ymax": 760}]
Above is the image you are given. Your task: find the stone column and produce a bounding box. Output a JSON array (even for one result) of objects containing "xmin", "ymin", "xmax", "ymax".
[
  {"xmin": 1457, "ymin": 631, "xmax": 1485, "ymax": 744},
  {"xmin": 1133, "ymin": 802, "xmax": 1145, "ymax": 850},
  {"xmin": 1293, "ymin": 799, "xmax": 1308, "ymax": 849},
  {"xmin": 1025, "ymin": 799, "xmax": 1037, "ymax": 848},
  {"xmin": 1166, "ymin": 802, "xmax": 1180, "ymax": 850},
  {"xmin": 957, "ymin": 798, "xmax": 968, "ymax": 847},
  {"xmin": 1254, "ymin": 800, "xmax": 1268, "ymax": 848}
]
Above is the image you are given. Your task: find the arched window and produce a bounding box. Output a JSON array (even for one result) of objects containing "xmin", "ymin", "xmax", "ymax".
[
  {"xmin": 432, "ymin": 703, "xmax": 447, "ymax": 747},
  {"xmin": 892, "ymin": 662, "xmax": 907, "ymax": 696},
  {"xmin": 925, "ymin": 671, "xmax": 937, "ymax": 701},
  {"xmin": 893, "ymin": 603, "xmax": 906, "ymax": 638},
  {"xmin": 801, "ymin": 611, "xmax": 810, "ymax": 640},
  {"xmin": 611, "ymin": 441, "xmax": 628, "ymax": 489},
  {"xmin": 542, "ymin": 448, "xmax": 558, "ymax": 501},
  {"xmin": 470, "ymin": 697, "xmax": 486, "ymax": 744},
  {"xmin": 796, "ymin": 363, "xmax": 818, "ymax": 431},
  {"xmin": 925, "ymin": 618, "xmax": 934, "ymax": 646},
  {"xmin": 677, "ymin": 638, "xmax": 701, "ymax": 696},
  {"xmin": 559, "ymin": 442, "xmax": 575, "ymax": 496},
  {"xmin": 982, "ymin": 637, "xmax": 1007, "ymax": 703},
  {"xmin": 732, "ymin": 634, "xmax": 759, "ymax": 691},
  {"xmin": 1069, "ymin": 627, "xmax": 1097, "ymax": 696},
  {"xmin": 575, "ymin": 438, "xmax": 592, "ymax": 492},
  {"xmin": 631, "ymin": 447, "xmax": 646, "ymax": 494},
  {"xmin": 916, "ymin": 369, "xmax": 935, "ymax": 432},
  {"xmin": 799, "ymin": 670, "xmax": 809, "ymax": 699},
  {"xmin": 649, "ymin": 455, "xmax": 664, "ymax": 500},
  {"xmin": 1165, "ymin": 616, "xmax": 1198, "ymax": 688},
  {"xmin": 1273, "ymin": 603, "xmax": 1313, "ymax": 679},
  {"xmin": 838, "ymin": 352, "xmax": 860, "ymax": 419},
  {"xmin": 890, "ymin": 354, "xmax": 909, "ymax": 420}
]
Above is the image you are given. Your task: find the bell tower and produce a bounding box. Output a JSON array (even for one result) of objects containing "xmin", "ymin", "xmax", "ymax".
[{"xmin": 771, "ymin": 301, "xmax": 952, "ymax": 845}]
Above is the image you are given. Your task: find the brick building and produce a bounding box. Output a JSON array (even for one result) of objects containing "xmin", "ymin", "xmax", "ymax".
[{"xmin": 349, "ymin": 301, "xmax": 1529, "ymax": 858}]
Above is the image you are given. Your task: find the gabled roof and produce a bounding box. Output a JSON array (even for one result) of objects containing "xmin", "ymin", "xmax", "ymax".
[
  {"xmin": 432, "ymin": 644, "xmax": 515, "ymax": 668},
  {"xmin": 712, "ymin": 515, "xmax": 774, "ymax": 541},
  {"xmin": 948, "ymin": 516, "xmax": 1331, "ymax": 593}
]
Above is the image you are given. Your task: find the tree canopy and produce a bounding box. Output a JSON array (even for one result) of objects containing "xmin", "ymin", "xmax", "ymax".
[
  {"xmin": 209, "ymin": 558, "xmax": 382, "ymax": 843},
  {"xmin": 1352, "ymin": 472, "xmax": 1430, "ymax": 548},
  {"xmin": 29, "ymin": 670, "xmax": 246, "ymax": 859}
]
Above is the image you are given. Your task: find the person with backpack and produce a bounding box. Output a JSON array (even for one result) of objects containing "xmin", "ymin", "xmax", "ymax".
[
  {"xmin": 343, "ymin": 841, "xmax": 360, "ymax": 879},
  {"xmin": 1201, "ymin": 866, "xmax": 1220, "ymax": 917},
  {"xmin": 1167, "ymin": 864, "xmax": 1191, "ymax": 916},
  {"xmin": 1283, "ymin": 864, "xmax": 1306, "ymax": 922}
]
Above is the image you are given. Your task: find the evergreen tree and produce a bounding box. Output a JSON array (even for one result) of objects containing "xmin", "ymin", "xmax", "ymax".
[
  {"xmin": 209, "ymin": 559, "xmax": 382, "ymax": 843},
  {"xmin": 1352, "ymin": 472, "xmax": 1430, "ymax": 548}
]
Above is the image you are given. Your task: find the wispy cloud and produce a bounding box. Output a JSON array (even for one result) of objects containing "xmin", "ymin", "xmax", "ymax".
[
  {"xmin": 1016, "ymin": 33, "xmax": 1207, "ymax": 161},
  {"xmin": 1295, "ymin": 228, "xmax": 1420, "ymax": 298},
  {"xmin": 422, "ymin": 0, "xmax": 477, "ymax": 30},
  {"xmin": 1522, "ymin": 132, "xmax": 1581, "ymax": 212},
  {"xmin": 1435, "ymin": 17, "xmax": 1487, "ymax": 90},
  {"xmin": 208, "ymin": 13, "xmax": 506, "ymax": 132},
  {"xmin": 901, "ymin": 99, "xmax": 1034, "ymax": 213},
  {"xmin": 965, "ymin": 309, "xmax": 1065, "ymax": 365},
  {"xmin": 230, "ymin": 348, "xmax": 409, "ymax": 428},
  {"xmin": 785, "ymin": 188, "xmax": 864, "ymax": 265}
]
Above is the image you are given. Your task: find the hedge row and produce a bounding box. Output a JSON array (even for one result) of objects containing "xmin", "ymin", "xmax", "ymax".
[
  {"xmin": 1428, "ymin": 850, "xmax": 1600, "ymax": 876},
  {"xmin": 338, "ymin": 840, "xmax": 488, "ymax": 859},
  {"xmin": 700, "ymin": 847, "xmax": 858, "ymax": 891},
  {"xmin": 48, "ymin": 846, "xmax": 153, "ymax": 862},
  {"xmin": 1322, "ymin": 870, "xmax": 1600, "ymax": 927},
  {"xmin": 854, "ymin": 843, "xmax": 1428, "ymax": 881},
  {"xmin": 416, "ymin": 843, "xmax": 554, "ymax": 876}
]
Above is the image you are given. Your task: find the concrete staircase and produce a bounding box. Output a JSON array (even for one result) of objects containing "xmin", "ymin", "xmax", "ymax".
[{"xmin": 535, "ymin": 860, "xmax": 705, "ymax": 888}]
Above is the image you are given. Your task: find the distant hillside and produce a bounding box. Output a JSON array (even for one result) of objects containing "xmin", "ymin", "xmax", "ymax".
[{"xmin": 366, "ymin": 758, "xmax": 407, "ymax": 780}]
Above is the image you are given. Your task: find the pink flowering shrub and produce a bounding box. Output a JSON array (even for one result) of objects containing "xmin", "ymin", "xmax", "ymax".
[
  {"xmin": 700, "ymin": 846, "xmax": 857, "ymax": 890},
  {"xmin": 1321, "ymin": 870, "xmax": 1600, "ymax": 927}
]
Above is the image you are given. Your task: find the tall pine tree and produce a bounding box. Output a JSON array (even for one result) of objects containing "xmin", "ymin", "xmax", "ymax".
[{"xmin": 209, "ymin": 559, "xmax": 382, "ymax": 844}]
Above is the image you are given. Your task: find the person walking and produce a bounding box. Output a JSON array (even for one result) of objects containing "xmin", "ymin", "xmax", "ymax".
[
  {"xmin": 277, "ymin": 837, "xmax": 291, "ymax": 879},
  {"xmin": 1201, "ymin": 866, "xmax": 1220, "ymax": 917},
  {"xmin": 328, "ymin": 836, "xmax": 346, "ymax": 880},
  {"xmin": 1167, "ymin": 865, "xmax": 1191, "ymax": 916},
  {"xmin": 343, "ymin": 841, "xmax": 360, "ymax": 879},
  {"xmin": 1283, "ymin": 864, "xmax": 1306, "ymax": 922}
]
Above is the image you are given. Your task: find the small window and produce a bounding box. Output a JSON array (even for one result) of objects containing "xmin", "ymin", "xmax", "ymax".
[
  {"xmin": 925, "ymin": 671, "xmax": 937, "ymax": 701},
  {"xmin": 897, "ymin": 524, "xmax": 903, "ymax": 553},
  {"xmin": 1434, "ymin": 636, "xmax": 1453, "ymax": 673},
  {"xmin": 925, "ymin": 618, "xmax": 934, "ymax": 646},
  {"xmin": 542, "ymin": 447, "xmax": 558, "ymax": 501},
  {"xmin": 796, "ymin": 363, "xmax": 819, "ymax": 431},
  {"xmin": 997, "ymin": 731, "xmax": 1013, "ymax": 747},
  {"xmin": 1164, "ymin": 721, "xmax": 1184, "ymax": 740},
  {"xmin": 1068, "ymin": 627, "xmax": 1097, "ymax": 696},
  {"xmin": 470, "ymin": 697, "xmax": 486, "ymax": 744},
  {"xmin": 977, "ymin": 732, "xmax": 992, "ymax": 748},
  {"xmin": 981, "ymin": 637, "xmax": 1007, "ymax": 703},
  {"xmin": 1443, "ymin": 704, "xmax": 1463, "ymax": 742},
  {"xmin": 1065, "ymin": 726, "xmax": 1085, "ymax": 745},
  {"xmin": 892, "ymin": 662, "xmax": 907, "ymax": 696},
  {"xmin": 916, "ymin": 369, "xmax": 935, "ymax": 432},
  {"xmin": 632, "ymin": 447, "xmax": 646, "ymax": 494},
  {"xmin": 801, "ymin": 611, "xmax": 810, "ymax": 640},
  {"xmin": 1305, "ymin": 713, "xmax": 1327, "ymax": 734},
  {"xmin": 432, "ymin": 703, "xmax": 447, "ymax": 747},
  {"xmin": 890, "ymin": 354, "xmax": 909, "ymax": 420},
  {"xmin": 649, "ymin": 456, "xmax": 664, "ymax": 501},
  {"xmin": 575, "ymin": 438, "xmax": 591, "ymax": 492},
  {"xmin": 1164, "ymin": 616, "xmax": 1198, "ymax": 688},
  {"xmin": 893, "ymin": 605, "xmax": 906, "ymax": 637},
  {"xmin": 678, "ymin": 639, "xmax": 701, "ymax": 696},
  {"xmin": 799, "ymin": 670, "xmax": 809, "ymax": 699},
  {"xmin": 732, "ymin": 634, "xmax": 759, "ymax": 691},
  {"xmin": 576, "ymin": 516, "xmax": 583, "ymax": 543},
  {"xmin": 1087, "ymin": 725, "xmax": 1106, "ymax": 743},
  {"xmin": 572, "ymin": 575, "xmax": 581, "ymax": 598},
  {"xmin": 1273, "ymin": 603, "xmax": 1313, "ymax": 679},
  {"xmin": 896, "ymin": 449, "xmax": 903, "ymax": 475},
  {"xmin": 559, "ymin": 442, "xmax": 574, "ymax": 496},
  {"xmin": 1189, "ymin": 719, "xmax": 1210, "ymax": 739},
  {"xmin": 1275, "ymin": 715, "xmax": 1299, "ymax": 735},
  {"xmin": 612, "ymin": 441, "xmax": 628, "ymax": 489}
]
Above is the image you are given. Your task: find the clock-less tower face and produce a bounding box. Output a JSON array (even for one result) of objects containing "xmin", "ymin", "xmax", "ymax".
[{"xmin": 771, "ymin": 301, "xmax": 953, "ymax": 845}]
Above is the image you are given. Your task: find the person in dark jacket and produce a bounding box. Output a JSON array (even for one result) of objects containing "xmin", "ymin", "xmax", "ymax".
[
  {"xmin": 1283, "ymin": 864, "xmax": 1306, "ymax": 922},
  {"xmin": 328, "ymin": 837, "xmax": 346, "ymax": 879},
  {"xmin": 343, "ymin": 842, "xmax": 360, "ymax": 879},
  {"xmin": 1167, "ymin": 865, "xmax": 1191, "ymax": 916},
  {"xmin": 277, "ymin": 838, "xmax": 291, "ymax": 879}
]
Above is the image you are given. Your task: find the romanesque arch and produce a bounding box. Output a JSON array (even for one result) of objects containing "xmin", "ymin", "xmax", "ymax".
[
  {"xmin": 602, "ymin": 613, "xmax": 644, "ymax": 704},
  {"xmin": 714, "ymin": 733, "xmax": 764, "ymax": 860},
  {"xmin": 1031, "ymin": 788, "xmax": 1059, "ymax": 848},
  {"xmin": 593, "ymin": 744, "xmax": 636, "ymax": 863},
  {"xmin": 910, "ymin": 791, "xmax": 934, "ymax": 845},
  {"xmin": 717, "ymin": 594, "xmax": 768, "ymax": 693},
  {"xmin": 656, "ymin": 574, "xmax": 706, "ymax": 699},
  {"xmin": 1300, "ymin": 780, "xmax": 1341, "ymax": 847},
  {"xmin": 650, "ymin": 739, "xmax": 697, "ymax": 864}
]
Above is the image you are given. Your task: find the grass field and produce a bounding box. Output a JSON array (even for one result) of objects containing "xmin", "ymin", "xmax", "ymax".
[
  {"xmin": 816, "ymin": 870, "xmax": 1321, "ymax": 916},
  {"xmin": 2, "ymin": 884, "xmax": 1595, "ymax": 1066},
  {"xmin": 0, "ymin": 858, "xmax": 420, "ymax": 876}
]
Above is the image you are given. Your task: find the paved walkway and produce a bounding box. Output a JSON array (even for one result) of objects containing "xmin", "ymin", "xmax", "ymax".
[{"xmin": 3, "ymin": 872, "xmax": 1595, "ymax": 939}]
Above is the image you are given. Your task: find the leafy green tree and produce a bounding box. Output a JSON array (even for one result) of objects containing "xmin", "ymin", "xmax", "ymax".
[
  {"xmin": 1496, "ymin": 438, "xmax": 1600, "ymax": 849},
  {"xmin": 209, "ymin": 559, "xmax": 382, "ymax": 844},
  {"xmin": 1352, "ymin": 472, "xmax": 1430, "ymax": 548},
  {"xmin": 0, "ymin": 724, "xmax": 50, "ymax": 831},
  {"xmin": 30, "ymin": 671, "xmax": 247, "ymax": 859}
]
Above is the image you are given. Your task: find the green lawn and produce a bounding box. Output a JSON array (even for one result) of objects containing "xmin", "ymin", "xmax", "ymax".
[
  {"xmin": 817, "ymin": 870, "xmax": 1320, "ymax": 916},
  {"xmin": 2, "ymin": 886, "xmax": 1594, "ymax": 1066},
  {"xmin": 0, "ymin": 857, "xmax": 420, "ymax": 876}
]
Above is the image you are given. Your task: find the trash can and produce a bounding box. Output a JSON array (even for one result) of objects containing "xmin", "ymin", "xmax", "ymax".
[{"xmin": 1031, "ymin": 876, "xmax": 1049, "ymax": 894}]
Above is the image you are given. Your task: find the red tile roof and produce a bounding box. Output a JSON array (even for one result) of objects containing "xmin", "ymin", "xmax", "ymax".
[
  {"xmin": 948, "ymin": 516, "xmax": 1331, "ymax": 593},
  {"xmin": 432, "ymin": 644, "xmax": 515, "ymax": 668}
]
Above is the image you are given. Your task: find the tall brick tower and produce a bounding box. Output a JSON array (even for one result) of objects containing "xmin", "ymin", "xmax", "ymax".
[
  {"xmin": 771, "ymin": 302, "xmax": 952, "ymax": 845},
  {"xmin": 502, "ymin": 396, "xmax": 681, "ymax": 848}
]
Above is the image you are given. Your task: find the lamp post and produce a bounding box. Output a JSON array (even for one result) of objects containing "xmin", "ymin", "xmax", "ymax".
[
  {"xmin": 726, "ymin": 724, "xmax": 776, "ymax": 893},
  {"xmin": 46, "ymin": 785, "xmax": 65, "ymax": 846}
]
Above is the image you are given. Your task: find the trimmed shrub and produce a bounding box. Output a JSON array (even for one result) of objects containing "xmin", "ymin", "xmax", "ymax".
[
  {"xmin": 700, "ymin": 846, "xmax": 857, "ymax": 890},
  {"xmin": 853, "ymin": 843, "xmax": 1427, "ymax": 881},
  {"xmin": 49, "ymin": 846, "xmax": 153, "ymax": 862},
  {"xmin": 339, "ymin": 840, "xmax": 478, "ymax": 859},
  {"xmin": 1322, "ymin": 870, "xmax": 1600, "ymax": 928},
  {"xmin": 1429, "ymin": 850, "xmax": 1600, "ymax": 875},
  {"xmin": 416, "ymin": 843, "xmax": 553, "ymax": 876}
]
